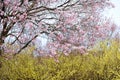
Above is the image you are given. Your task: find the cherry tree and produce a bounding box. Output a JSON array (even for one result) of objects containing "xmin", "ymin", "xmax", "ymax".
[{"xmin": 0, "ymin": 0, "xmax": 115, "ymax": 56}]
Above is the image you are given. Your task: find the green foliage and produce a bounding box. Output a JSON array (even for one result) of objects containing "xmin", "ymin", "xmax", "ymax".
[{"xmin": 0, "ymin": 40, "xmax": 120, "ymax": 80}]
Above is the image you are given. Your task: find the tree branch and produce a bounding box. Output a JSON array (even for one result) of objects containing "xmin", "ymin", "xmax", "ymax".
[{"xmin": 14, "ymin": 35, "xmax": 38, "ymax": 56}]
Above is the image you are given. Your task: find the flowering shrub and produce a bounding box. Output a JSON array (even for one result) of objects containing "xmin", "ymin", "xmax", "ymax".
[{"xmin": 0, "ymin": 40, "xmax": 120, "ymax": 79}]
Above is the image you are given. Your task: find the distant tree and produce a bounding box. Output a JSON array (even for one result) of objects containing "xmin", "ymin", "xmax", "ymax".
[{"xmin": 0, "ymin": 0, "xmax": 115, "ymax": 56}]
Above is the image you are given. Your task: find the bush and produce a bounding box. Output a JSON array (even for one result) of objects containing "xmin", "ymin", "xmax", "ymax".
[{"xmin": 0, "ymin": 40, "xmax": 120, "ymax": 80}]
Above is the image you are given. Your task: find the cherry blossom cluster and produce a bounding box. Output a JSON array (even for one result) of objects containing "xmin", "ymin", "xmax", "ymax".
[{"xmin": 0, "ymin": 0, "xmax": 115, "ymax": 58}]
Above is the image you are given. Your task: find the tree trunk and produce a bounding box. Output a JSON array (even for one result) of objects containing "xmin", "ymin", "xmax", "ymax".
[
  {"xmin": 0, "ymin": 47, "xmax": 4, "ymax": 56},
  {"xmin": 0, "ymin": 40, "xmax": 4, "ymax": 56}
]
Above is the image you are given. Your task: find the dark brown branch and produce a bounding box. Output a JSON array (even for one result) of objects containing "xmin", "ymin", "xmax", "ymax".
[
  {"xmin": 8, "ymin": 34, "xmax": 27, "ymax": 44},
  {"xmin": 9, "ymin": 27, "xmax": 25, "ymax": 45},
  {"xmin": 27, "ymin": 0, "xmax": 72, "ymax": 15},
  {"xmin": 14, "ymin": 35, "xmax": 38, "ymax": 56}
]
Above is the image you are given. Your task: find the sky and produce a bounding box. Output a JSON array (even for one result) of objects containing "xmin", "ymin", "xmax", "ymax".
[
  {"xmin": 104, "ymin": 0, "xmax": 120, "ymax": 26},
  {"xmin": 102, "ymin": 0, "xmax": 120, "ymax": 37}
]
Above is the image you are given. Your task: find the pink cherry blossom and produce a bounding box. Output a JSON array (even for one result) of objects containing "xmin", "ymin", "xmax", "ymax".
[
  {"xmin": 25, "ymin": 22, "xmax": 33, "ymax": 28},
  {"xmin": 0, "ymin": 0, "xmax": 115, "ymax": 57},
  {"xmin": 4, "ymin": 0, "xmax": 10, "ymax": 5},
  {"xmin": 24, "ymin": 0, "xmax": 28, "ymax": 5}
]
